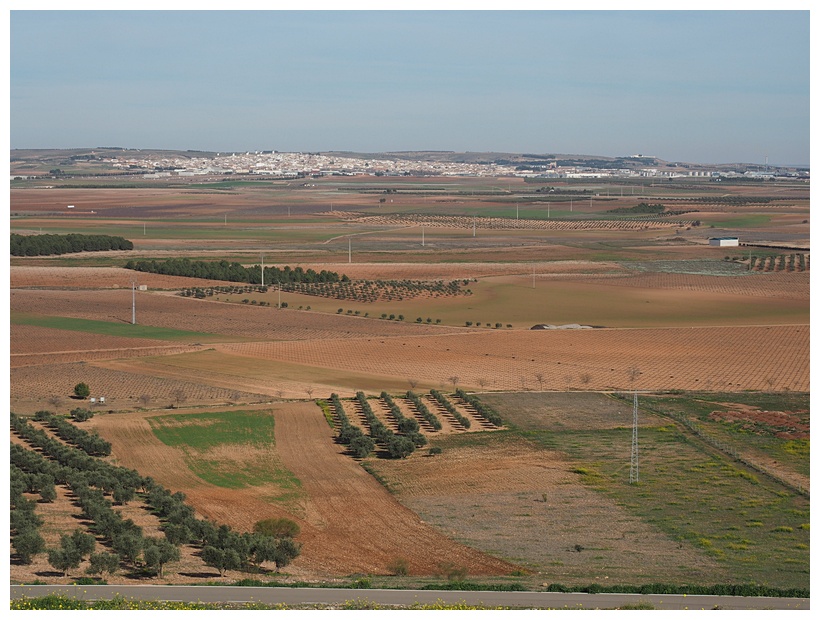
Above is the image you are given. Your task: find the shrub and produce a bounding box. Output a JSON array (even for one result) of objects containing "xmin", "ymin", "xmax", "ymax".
[
  {"xmin": 387, "ymin": 557, "xmax": 409, "ymax": 576},
  {"xmin": 253, "ymin": 518, "xmax": 301, "ymax": 538},
  {"xmin": 70, "ymin": 408, "xmax": 94, "ymax": 422}
]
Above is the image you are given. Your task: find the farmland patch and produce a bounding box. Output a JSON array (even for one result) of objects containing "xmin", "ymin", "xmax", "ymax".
[{"xmin": 148, "ymin": 410, "xmax": 304, "ymax": 505}]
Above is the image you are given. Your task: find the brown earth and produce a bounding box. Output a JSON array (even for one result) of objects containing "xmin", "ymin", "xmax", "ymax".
[
  {"xmin": 83, "ymin": 403, "xmax": 517, "ymax": 579},
  {"xmin": 209, "ymin": 325, "xmax": 809, "ymax": 394},
  {"xmin": 584, "ymin": 271, "xmax": 809, "ymax": 300},
  {"xmin": 10, "ymin": 288, "xmax": 462, "ymax": 342},
  {"xmin": 10, "ymin": 266, "xmax": 235, "ymax": 290}
]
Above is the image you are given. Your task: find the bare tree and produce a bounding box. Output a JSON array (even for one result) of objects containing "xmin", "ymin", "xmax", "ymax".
[
  {"xmin": 305, "ymin": 386, "xmax": 315, "ymax": 399},
  {"xmin": 627, "ymin": 366, "xmax": 641, "ymax": 386},
  {"xmin": 171, "ymin": 389, "xmax": 187, "ymax": 406},
  {"xmin": 47, "ymin": 395, "xmax": 63, "ymax": 409},
  {"xmin": 519, "ymin": 376, "xmax": 528, "ymax": 390},
  {"xmin": 564, "ymin": 374, "xmax": 573, "ymax": 390},
  {"xmin": 229, "ymin": 391, "xmax": 242, "ymax": 403},
  {"xmin": 535, "ymin": 373, "xmax": 545, "ymax": 391},
  {"xmin": 408, "ymin": 378, "xmax": 418, "ymax": 389},
  {"xmin": 580, "ymin": 373, "xmax": 592, "ymax": 386},
  {"xmin": 138, "ymin": 394, "xmax": 152, "ymax": 406},
  {"xmin": 477, "ymin": 377, "xmax": 488, "ymax": 390},
  {"xmin": 276, "ymin": 388, "xmax": 285, "ymax": 399},
  {"xmin": 448, "ymin": 376, "xmax": 460, "ymax": 390}
]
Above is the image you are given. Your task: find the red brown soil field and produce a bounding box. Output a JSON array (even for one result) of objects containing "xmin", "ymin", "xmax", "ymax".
[
  {"xmin": 10, "ymin": 187, "xmax": 320, "ymax": 218},
  {"xmin": 270, "ymin": 260, "xmax": 626, "ymax": 280},
  {"xmin": 708, "ymin": 404, "xmax": 809, "ymax": 440},
  {"xmin": 89, "ymin": 403, "xmax": 517, "ymax": 578},
  {"xmin": 212, "ymin": 325, "xmax": 808, "ymax": 394},
  {"xmin": 10, "ymin": 362, "xmax": 269, "ymax": 415},
  {"xmin": 583, "ymin": 271, "xmax": 809, "ymax": 300},
  {"xmin": 9, "ymin": 324, "xmax": 201, "ymax": 368},
  {"xmin": 353, "ymin": 213, "xmax": 689, "ymax": 231},
  {"xmin": 10, "ymin": 289, "xmax": 463, "ymax": 342},
  {"xmin": 10, "ymin": 266, "xmax": 234, "ymax": 290}
]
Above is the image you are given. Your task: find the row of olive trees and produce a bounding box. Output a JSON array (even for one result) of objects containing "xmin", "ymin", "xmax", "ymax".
[
  {"xmin": 454, "ymin": 389, "xmax": 503, "ymax": 427},
  {"xmin": 329, "ymin": 393, "xmax": 374, "ymax": 458},
  {"xmin": 34, "ymin": 410, "xmax": 111, "ymax": 456},
  {"xmin": 405, "ymin": 391, "xmax": 443, "ymax": 430},
  {"xmin": 380, "ymin": 392, "xmax": 427, "ymax": 447},
  {"xmin": 429, "ymin": 390, "xmax": 471, "ymax": 429},
  {"xmin": 356, "ymin": 392, "xmax": 416, "ymax": 459},
  {"xmin": 10, "ymin": 413, "xmax": 300, "ymax": 577}
]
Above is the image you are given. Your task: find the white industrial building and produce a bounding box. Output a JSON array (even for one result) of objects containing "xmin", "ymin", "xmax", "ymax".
[{"xmin": 708, "ymin": 237, "xmax": 739, "ymax": 247}]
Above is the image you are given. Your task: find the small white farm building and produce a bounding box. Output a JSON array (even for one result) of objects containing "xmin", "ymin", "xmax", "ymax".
[{"xmin": 709, "ymin": 237, "xmax": 739, "ymax": 247}]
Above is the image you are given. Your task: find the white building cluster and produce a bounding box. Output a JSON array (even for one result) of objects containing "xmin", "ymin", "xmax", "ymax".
[{"xmin": 98, "ymin": 151, "xmax": 807, "ymax": 181}]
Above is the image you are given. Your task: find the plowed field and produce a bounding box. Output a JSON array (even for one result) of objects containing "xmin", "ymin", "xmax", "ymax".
[
  {"xmin": 584, "ymin": 271, "xmax": 809, "ymax": 300},
  {"xmin": 10, "ymin": 266, "xmax": 232, "ymax": 290},
  {"xmin": 89, "ymin": 403, "xmax": 517, "ymax": 577},
  {"xmin": 10, "ymin": 289, "xmax": 460, "ymax": 341},
  {"xmin": 213, "ymin": 325, "xmax": 809, "ymax": 393}
]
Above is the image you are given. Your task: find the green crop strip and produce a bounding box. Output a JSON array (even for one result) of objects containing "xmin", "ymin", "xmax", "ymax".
[
  {"xmin": 11, "ymin": 312, "xmax": 227, "ymax": 343},
  {"xmin": 148, "ymin": 410, "xmax": 303, "ymax": 500}
]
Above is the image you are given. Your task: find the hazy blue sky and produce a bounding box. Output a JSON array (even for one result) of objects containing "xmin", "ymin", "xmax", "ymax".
[{"xmin": 10, "ymin": 10, "xmax": 810, "ymax": 165}]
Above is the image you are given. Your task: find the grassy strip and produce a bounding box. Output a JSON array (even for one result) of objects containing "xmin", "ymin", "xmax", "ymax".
[
  {"xmin": 316, "ymin": 399, "xmax": 335, "ymax": 429},
  {"xmin": 9, "ymin": 594, "xmax": 514, "ymax": 610},
  {"xmin": 11, "ymin": 312, "xmax": 226, "ymax": 343},
  {"xmin": 544, "ymin": 582, "xmax": 808, "ymax": 598}
]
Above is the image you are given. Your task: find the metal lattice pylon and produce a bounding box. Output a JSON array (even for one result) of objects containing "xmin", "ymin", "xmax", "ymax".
[{"xmin": 629, "ymin": 391, "xmax": 639, "ymax": 484}]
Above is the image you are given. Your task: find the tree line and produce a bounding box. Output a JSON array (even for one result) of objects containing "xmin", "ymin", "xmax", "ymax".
[
  {"xmin": 10, "ymin": 412, "xmax": 300, "ymax": 578},
  {"xmin": 10, "ymin": 233, "xmax": 134, "ymax": 256},
  {"xmin": 125, "ymin": 258, "xmax": 346, "ymax": 285}
]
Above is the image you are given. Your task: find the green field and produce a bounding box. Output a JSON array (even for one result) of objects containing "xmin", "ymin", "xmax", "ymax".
[
  {"xmin": 11, "ymin": 312, "xmax": 231, "ymax": 343},
  {"xmin": 479, "ymin": 391, "xmax": 810, "ymax": 589},
  {"xmin": 147, "ymin": 410, "xmax": 303, "ymax": 504}
]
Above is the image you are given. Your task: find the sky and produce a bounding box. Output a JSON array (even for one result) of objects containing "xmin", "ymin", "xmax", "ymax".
[{"xmin": 8, "ymin": 7, "xmax": 811, "ymax": 166}]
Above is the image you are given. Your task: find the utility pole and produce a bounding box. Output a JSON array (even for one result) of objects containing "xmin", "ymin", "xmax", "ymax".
[
  {"xmin": 630, "ymin": 391, "xmax": 639, "ymax": 484},
  {"xmin": 131, "ymin": 280, "xmax": 137, "ymax": 325},
  {"xmin": 626, "ymin": 365, "xmax": 640, "ymax": 484}
]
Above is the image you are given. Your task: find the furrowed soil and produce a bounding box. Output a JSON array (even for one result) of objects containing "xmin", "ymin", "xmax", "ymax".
[
  {"xmin": 86, "ymin": 403, "xmax": 517, "ymax": 579},
  {"xmin": 9, "ymin": 175, "xmax": 811, "ymax": 588}
]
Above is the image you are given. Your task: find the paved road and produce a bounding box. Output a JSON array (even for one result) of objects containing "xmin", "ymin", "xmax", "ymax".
[{"xmin": 9, "ymin": 585, "xmax": 810, "ymax": 610}]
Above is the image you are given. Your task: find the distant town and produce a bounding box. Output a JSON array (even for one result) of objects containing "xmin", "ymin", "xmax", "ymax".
[{"xmin": 10, "ymin": 148, "xmax": 809, "ymax": 182}]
